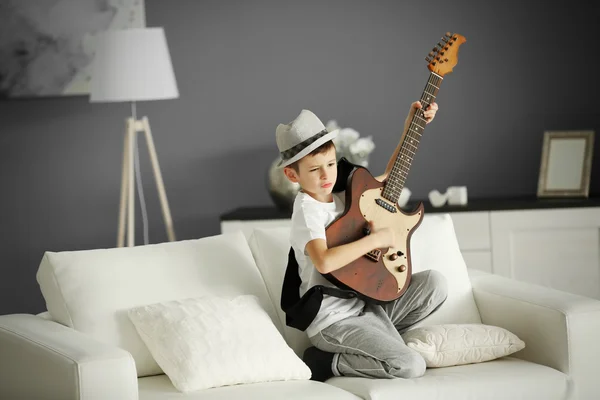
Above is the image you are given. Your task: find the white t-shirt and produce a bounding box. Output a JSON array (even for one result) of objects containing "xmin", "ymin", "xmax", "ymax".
[{"xmin": 290, "ymin": 190, "xmax": 365, "ymax": 337}]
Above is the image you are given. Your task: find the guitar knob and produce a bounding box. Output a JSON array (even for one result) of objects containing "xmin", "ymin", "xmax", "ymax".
[
  {"xmin": 397, "ymin": 265, "xmax": 407, "ymax": 273},
  {"xmin": 363, "ymin": 226, "xmax": 371, "ymax": 236},
  {"xmin": 389, "ymin": 253, "xmax": 398, "ymax": 261}
]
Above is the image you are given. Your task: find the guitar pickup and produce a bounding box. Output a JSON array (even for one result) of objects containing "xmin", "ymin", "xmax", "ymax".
[
  {"xmin": 376, "ymin": 198, "xmax": 397, "ymax": 213},
  {"xmin": 365, "ymin": 249, "xmax": 382, "ymax": 262}
]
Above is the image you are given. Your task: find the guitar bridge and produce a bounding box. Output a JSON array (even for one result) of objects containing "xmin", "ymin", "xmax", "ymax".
[{"xmin": 365, "ymin": 249, "xmax": 382, "ymax": 262}]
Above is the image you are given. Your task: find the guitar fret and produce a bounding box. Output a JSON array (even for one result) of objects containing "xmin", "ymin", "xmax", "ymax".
[
  {"xmin": 409, "ymin": 126, "xmax": 423, "ymax": 136},
  {"xmin": 414, "ymin": 115, "xmax": 428, "ymax": 124}
]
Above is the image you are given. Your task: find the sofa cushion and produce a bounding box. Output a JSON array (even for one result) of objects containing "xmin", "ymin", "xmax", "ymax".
[
  {"xmin": 247, "ymin": 213, "xmax": 482, "ymax": 356},
  {"xmin": 328, "ymin": 357, "xmax": 569, "ymax": 400},
  {"xmin": 37, "ymin": 231, "xmax": 282, "ymax": 378},
  {"xmin": 138, "ymin": 375, "xmax": 362, "ymax": 400},
  {"xmin": 408, "ymin": 213, "xmax": 481, "ymax": 327},
  {"xmin": 401, "ymin": 323, "xmax": 525, "ymax": 367},
  {"xmin": 248, "ymin": 227, "xmax": 312, "ymax": 357},
  {"xmin": 128, "ymin": 294, "xmax": 310, "ymax": 392}
]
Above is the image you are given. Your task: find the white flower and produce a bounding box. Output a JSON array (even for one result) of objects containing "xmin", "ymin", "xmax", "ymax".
[
  {"xmin": 334, "ymin": 127, "xmax": 360, "ymax": 149},
  {"xmin": 326, "ymin": 119, "xmax": 340, "ymax": 132},
  {"xmin": 349, "ymin": 136, "xmax": 375, "ymax": 156}
]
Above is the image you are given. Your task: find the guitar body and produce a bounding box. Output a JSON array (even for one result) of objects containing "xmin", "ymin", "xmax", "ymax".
[{"xmin": 324, "ymin": 166, "xmax": 424, "ymax": 303}]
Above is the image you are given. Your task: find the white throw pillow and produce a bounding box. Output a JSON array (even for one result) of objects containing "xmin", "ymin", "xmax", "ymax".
[
  {"xmin": 401, "ymin": 324, "xmax": 525, "ymax": 368},
  {"xmin": 128, "ymin": 295, "xmax": 311, "ymax": 392}
]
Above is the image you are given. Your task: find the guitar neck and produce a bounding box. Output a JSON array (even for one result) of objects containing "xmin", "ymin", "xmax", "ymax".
[{"xmin": 382, "ymin": 72, "xmax": 443, "ymax": 204}]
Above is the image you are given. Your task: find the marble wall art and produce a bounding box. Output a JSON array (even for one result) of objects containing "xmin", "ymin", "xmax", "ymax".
[{"xmin": 0, "ymin": 0, "xmax": 145, "ymax": 98}]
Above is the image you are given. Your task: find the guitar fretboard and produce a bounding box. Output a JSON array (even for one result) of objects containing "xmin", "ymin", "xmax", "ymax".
[{"xmin": 382, "ymin": 72, "xmax": 443, "ymax": 204}]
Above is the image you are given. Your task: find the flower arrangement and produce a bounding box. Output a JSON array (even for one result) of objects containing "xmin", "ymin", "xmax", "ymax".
[{"xmin": 326, "ymin": 120, "xmax": 375, "ymax": 167}]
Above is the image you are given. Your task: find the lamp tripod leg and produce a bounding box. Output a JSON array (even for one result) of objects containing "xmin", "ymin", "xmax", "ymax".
[
  {"xmin": 117, "ymin": 118, "xmax": 137, "ymax": 247},
  {"xmin": 141, "ymin": 116, "xmax": 176, "ymax": 242},
  {"xmin": 117, "ymin": 120, "xmax": 130, "ymax": 247}
]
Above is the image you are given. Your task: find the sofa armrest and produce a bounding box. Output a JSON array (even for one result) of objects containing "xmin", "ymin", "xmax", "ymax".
[
  {"xmin": 0, "ymin": 314, "xmax": 138, "ymax": 400},
  {"xmin": 470, "ymin": 274, "xmax": 600, "ymax": 400}
]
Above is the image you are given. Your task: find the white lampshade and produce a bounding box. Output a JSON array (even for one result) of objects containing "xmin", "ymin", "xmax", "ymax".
[{"xmin": 90, "ymin": 27, "xmax": 179, "ymax": 103}]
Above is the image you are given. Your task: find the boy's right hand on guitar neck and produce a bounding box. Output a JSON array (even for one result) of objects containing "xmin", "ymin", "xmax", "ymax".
[{"xmin": 367, "ymin": 221, "xmax": 396, "ymax": 249}]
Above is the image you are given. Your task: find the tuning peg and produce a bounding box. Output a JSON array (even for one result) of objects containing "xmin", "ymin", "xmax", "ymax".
[
  {"xmin": 441, "ymin": 37, "xmax": 449, "ymax": 43},
  {"xmin": 428, "ymin": 51, "xmax": 435, "ymax": 57},
  {"xmin": 432, "ymin": 47, "xmax": 438, "ymax": 52},
  {"xmin": 445, "ymin": 32, "xmax": 452, "ymax": 37},
  {"xmin": 425, "ymin": 57, "xmax": 432, "ymax": 63},
  {"xmin": 437, "ymin": 42, "xmax": 444, "ymax": 48}
]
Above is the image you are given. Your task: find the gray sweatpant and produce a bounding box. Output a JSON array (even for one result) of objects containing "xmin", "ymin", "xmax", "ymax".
[{"xmin": 309, "ymin": 270, "xmax": 448, "ymax": 379}]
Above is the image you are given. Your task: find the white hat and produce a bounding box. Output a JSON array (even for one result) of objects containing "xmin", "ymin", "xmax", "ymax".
[{"xmin": 275, "ymin": 109, "xmax": 339, "ymax": 168}]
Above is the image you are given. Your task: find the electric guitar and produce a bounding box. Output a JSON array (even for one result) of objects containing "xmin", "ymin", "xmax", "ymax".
[{"xmin": 323, "ymin": 32, "xmax": 466, "ymax": 303}]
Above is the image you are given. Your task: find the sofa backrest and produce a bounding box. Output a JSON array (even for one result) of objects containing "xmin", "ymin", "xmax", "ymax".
[
  {"xmin": 247, "ymin": 213, "xmax": 482, "ymax": 356},
  {"xmin": 36, "ymin": 231, "xmax": 282, "ymax": 378}
]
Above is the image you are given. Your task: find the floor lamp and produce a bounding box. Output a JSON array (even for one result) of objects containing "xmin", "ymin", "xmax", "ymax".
[{"xmin": 90, "ymin": 27, "xmax": 178, "ymax": 247}]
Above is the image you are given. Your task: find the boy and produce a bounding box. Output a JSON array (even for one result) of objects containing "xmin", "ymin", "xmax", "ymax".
[{"xmin": 277, "ymin": 101, "xmax": 448, "ymax": 381}]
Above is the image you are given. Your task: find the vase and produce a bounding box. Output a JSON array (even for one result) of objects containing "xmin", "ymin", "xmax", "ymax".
[{"xmin": 267, "ymin": 157, "xmax": 300, "ymax": 212}]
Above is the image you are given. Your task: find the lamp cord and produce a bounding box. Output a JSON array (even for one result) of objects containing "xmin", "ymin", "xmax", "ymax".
[{"xmin": 132, "ymin": 101, "xmax": 150, "ymax": 245}]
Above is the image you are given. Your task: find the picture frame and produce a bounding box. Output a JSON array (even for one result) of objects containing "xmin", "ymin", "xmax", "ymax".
[{"xmin": 537, "ymin": 130, "xmax": 595, "ymax": 198}]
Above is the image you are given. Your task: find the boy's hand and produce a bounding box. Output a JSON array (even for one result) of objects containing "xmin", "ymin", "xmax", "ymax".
[
  {"xmin": 368, "ymin": 220, "xmax": 396, "ymax": 249},
  {"xmin": 405, "ymin": 101, "xmax": 439, "ymax": 127}
]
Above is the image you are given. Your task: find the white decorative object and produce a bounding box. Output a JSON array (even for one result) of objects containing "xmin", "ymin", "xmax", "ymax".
[
  {"xmin": 90, "ymin": 27, "xmax": 178, "ymax": 247},
  {"xmin": 447, "ymin": 186, "xmax": 468, "ymax": 205},
  {"xmin": 429, "ymin": 186, "xmax": 468, "ymax": 207},
  {"xmin": 127, "ymin": 295, "xmax": 311, "ymax": 392},
  {"xmin": 402, "ymin": 324, "xmax": 525, "ymax": 368},
  {"xmin": 428, "ymin": 189, "xmax": 448, "ymax": 207},
  {"xmin": 326, "ymin": 120, "xmax": 375, "ymax": 167},
  {"xmin": 398, "ymin": 187, "xmax": 412, "ymax": 207}
]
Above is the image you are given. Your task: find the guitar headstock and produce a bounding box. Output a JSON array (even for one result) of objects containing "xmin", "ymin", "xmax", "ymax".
[{"xmin": 426, "ymin": 32, "xmax": 466, "ymax": 76}]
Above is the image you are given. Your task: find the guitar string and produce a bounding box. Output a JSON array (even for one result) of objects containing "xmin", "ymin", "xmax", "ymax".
[{"xmin": 383, "ymin": 73, "xmax": 442, "ymax": 203}]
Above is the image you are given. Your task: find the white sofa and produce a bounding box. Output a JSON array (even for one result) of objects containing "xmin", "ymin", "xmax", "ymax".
[{"xmin": 1, "ymin": 214, "xmax": 599, "ymax": 400}]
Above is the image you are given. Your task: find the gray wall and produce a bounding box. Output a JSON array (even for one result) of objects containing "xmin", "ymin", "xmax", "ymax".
[{"xmin": 1, "ymin": 0, "xmax": 598, "ymax": 315}]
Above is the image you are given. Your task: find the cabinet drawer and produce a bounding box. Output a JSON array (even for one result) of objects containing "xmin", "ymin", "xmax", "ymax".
[
  {"xmin": 447, "ymin": 211, "xmax": 491, "ymax": 251},
  {"xmin": 462, "ymin": 250, "xmax": 492, "ymax": 274}
]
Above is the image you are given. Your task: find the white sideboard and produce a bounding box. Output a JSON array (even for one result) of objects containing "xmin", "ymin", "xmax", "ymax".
[{"xmin": 220, "ymin": 200, "xmax": 600, "ymax": 300}]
